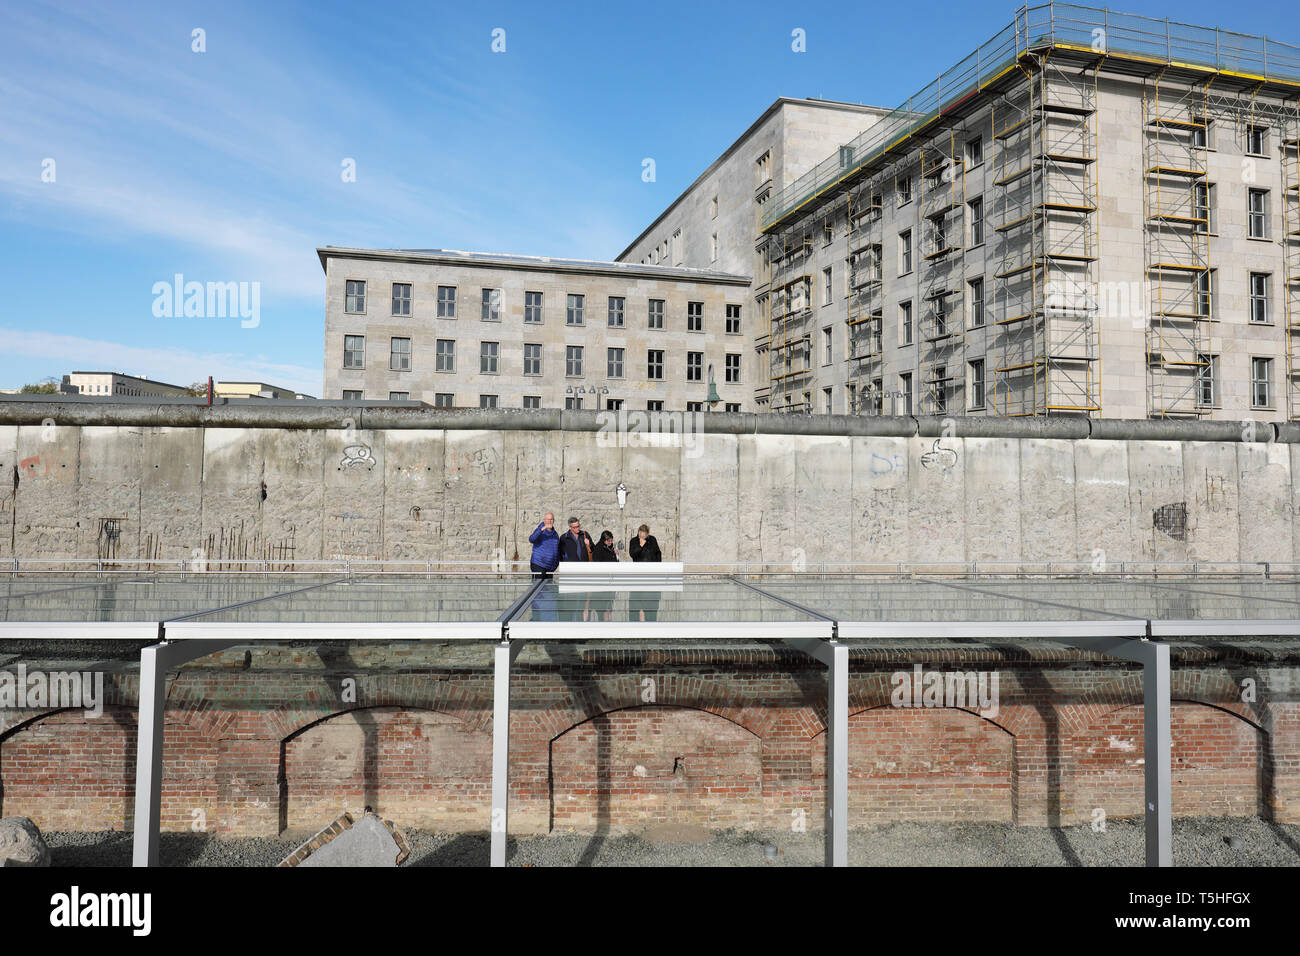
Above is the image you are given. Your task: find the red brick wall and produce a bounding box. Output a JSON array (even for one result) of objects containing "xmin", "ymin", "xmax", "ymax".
[{"xmin": 1, "ymin": 655, "xmax": 1296, "ymax": 836}]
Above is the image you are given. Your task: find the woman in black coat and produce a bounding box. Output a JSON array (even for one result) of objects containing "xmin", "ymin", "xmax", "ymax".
[{"xmin": 629, "ymin": 524, "xmax": 662, "ymax": 562}]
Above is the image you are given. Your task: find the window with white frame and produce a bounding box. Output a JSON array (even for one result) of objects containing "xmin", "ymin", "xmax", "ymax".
[
  {"xmin": 969, "ymin": 277, "xmax": 985, "ymax": 328},
  {"xmin": 687, "ymin": 301, "xmax": 703, "ymax": 332},
  {"xmin": 1250, "ymin": 273, "xmax": 1270, "ymax": 323},
  {"xmin": 437, "ymin": 285, "xmax": 456, "ymax": 318},
  {"xmin": 608, "ymin": 296, "xmax": 625, "ymax": 328},
  {"xmin": 725, "ymin": 352, "xmax": 741, "ymax": 383},
  {"xmin": 726, "ymin": 303, "xmax": 741, "ymax": 334},
  {"xmin": 648, "ymin": 298, "xmax": 665, "ymax": 330},
  {"xmin": 436, "ymin": 338, "xmax": 455, "ymax": 372},
  {"xmin": 345, "ymin": 280, "xmax": 366, "ymax": 313},
  {"xmin": 566, "ymin": 294, "xmax": 584, "ymax": 325},
  {"xmin": 1249, "ymin": 188, "xmax": 1269, "ymax": 238},
  {"xmin": 392, "ymin": 283, "xmax": 412, "ymax": 316},
  {"xmin": 343, "ymin": 334, "xmax": 365, "ymax": 369},
  {"xmin": 969, "ymin": 358, "xmax": 985, "ymax": 408},
  {"xmin": 390, "ymin": 336, "xmax": 411, "ymax": 371},
  {"xmin": 480, "ymin": 341, "xmax": 499, "ymax": 373},
  {"xmin": 434, "ymin": 392, "xmax": 454, "ymax": 407},
  {"xmin": 524, "ymin": 291, "xmax": 543, "ymax": 323},
  {"xmin": 481, "ymin": 288, "xmax": 501, "ymax": 321},
  {"xmin": 607, "ymin": 347, "xmax": 624, "ymax": 378},
  {"xmin": 969, "ymin": 196, "xmax": 984, "ymax": 246},
  {"xmin": 1252, "ymin": 356, "xmax": 1272, "ymax": 408},
  {"xmin": 647, "ymin": 349, "xmax": 664, "ymax": 380},
  {"xmin": 900, "ymin": 230, "xmax": 913, "ymax": 274},
  {"xmin": 523, "ymin": 343, "xmax": 542, "ymax": 376},
  {"xmin": 479, "ymin": 394, "xmax": 498, "ymax": 409},
  {"xmin": 1197, "ymin": 353, "xmax": 1218, "ymax": 407},
  {"xmin": 566, "ymin": 345, "xmax": 583, "ymax": 376},
  {"xmin": 522, "ymin": 395, "xmax": 540, "ymax": 409}
]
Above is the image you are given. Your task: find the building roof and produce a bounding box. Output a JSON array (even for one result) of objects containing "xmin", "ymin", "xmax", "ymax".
[
  {"xmin": 67, "ymin": 371, "xmax": 189, "ymax": 389},
  {"xmin": 317, "ymin": 246, "xmax": 750, "ymax": 284},
  {"xmin": 615, "ymin": 96, "xmax": 891, "ymax": 262}
]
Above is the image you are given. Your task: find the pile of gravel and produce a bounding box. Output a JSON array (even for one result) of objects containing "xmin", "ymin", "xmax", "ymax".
[{"xmin": 41, "ymin": 816, "xmax": 1300, "ymax": 867}]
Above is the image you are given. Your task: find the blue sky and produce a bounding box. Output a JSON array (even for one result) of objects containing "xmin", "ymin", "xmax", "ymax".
[{"xmin": 1, "ymin": 0, "xmax": 1293, "ymax": 395}]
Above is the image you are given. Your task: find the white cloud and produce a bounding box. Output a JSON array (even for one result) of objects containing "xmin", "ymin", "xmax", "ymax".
[{"xmin": 1, "ymin": 328, "xmax": 322, "ymax": 397}]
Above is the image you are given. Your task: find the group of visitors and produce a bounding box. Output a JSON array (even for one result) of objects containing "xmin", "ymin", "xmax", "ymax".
[{"xmin": 527, "ymin": 513, "xmax": 662, "ymax": 576}]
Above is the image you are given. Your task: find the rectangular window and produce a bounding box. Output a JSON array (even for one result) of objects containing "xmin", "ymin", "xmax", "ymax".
[
  {"xmin": 1193, "ymin": 182, "xmax": 1212, "ymax": 233},
  {"xmin": 871, "ymin": 378, "xmax": 883, "ymax": 414},
  {"xmin": 522, "ymin": 395, "xmax": 541, "ymax": 409},
  {"xmin": 343, "ymin": 334, "xmax": 365, "ymax": 369},
  {"xmin": 389, "ymin": 391, "xmax": 409, "ymax": 401},
  {"xmin": 1196, "ymin": 270, "xmax": 1214, "ymax": 319},
  {"xmin": 608, "ymin": 296, "xmax": 625, "ymax": 328},
  {"xmin": 345, "ymin": 279, "xmax": 366, "ymax": 313},
  {"xmin": 566, "ymin": 345, "xmax": 583, "ymax": 376},
  {"xmin": 437, "ymin": 285, "xmax": 456, "ymax": 318},
  {"xmin": 648, "ymin": 298, "xmax": 665, "ymax": 329},
  {"xmin": 606, "ymin": 398, "xmax": 624, "ymax": 411},
  {"xmin": 434, "ymin": 393, "xmax": 453, "ymax": 408},
  {"xmin": 822, "ymin": 387, "xmax": 833, "ymax": 415},
  {"xmin": 900, "ymin": 373, "xmax": 913, "ymax": 415},
  {"xmin": 436, "ymin": 338, "xmax": 455, "ymax": 372},
  {"xmin": 480, "ymin": 341, "xmax": 499, "ymax": 373},
  {"xmin": 1249, "ymin": 188, "xmax": 1269, "ymax": 238},
  {"xmin": 1191, "ymin": 116, "xmax": 1209, "ymax": 148},
  {"xmin": 755, "ymin": 150, "xmax": 771, "ymax": 186},
  {"xmin": 524, "ymin": 291, "xmax": 543, "ymax": 324},
  {"xmin": 969, "ymin": 358, "xmax": 986, "ymax": 409},
  {"xmin": 608, "ymin": 347, "xmax": 624, "ymax": 378},
  {"xmin": 687, "ymin": 301, "xmax": 703, "ymax": 332},
  {"xmin": 725, "ymin": 353, "xmax": 741, "ymax": 384},
  {"xmin": 823, "ymin": 221, "xmax": 834, "ymax": 246},
  {"xmin": 479, "ymin": 394, "xmax": 498, "ymax": 409},
  {"xmin": 565, "ymin": 396, "xmax": 583, "ymax": 410},
  {"xmin": 900, "ymin": 230, "xmax": 913, "ymax": 274},
  {"xmin": 822, "ymin": 267, "xmax": 833, "ymax": 306},
  {"xmin": 342, "ymin": 389, "xmax": 362, "ymax": 400},
  {"xmin": 647, "ymin": 349, "xmax": 664, "ymax": 380},
  {"xmin": 481, "ymin": 288, "xmax": 501, "ymax": 321},
  {"xmin": 1197, "ymin": 353, "xmax": 1218, "ymax": 407},
  {"xmin": 823, "ymin": 326, "xmax": 833, "ymax": 365},
  {"xmin": 1252, "ymin": 357, "xmax": 1272, "ymax": 408},
  {"xmin": 965, "ymin": 136, "xmax": 983, "ymax": 167},
  {"xmin": 390, "ymin": 336, "xmax": 411, "ymax": 371},
  {"xmin": 686, "ymin": 351, "xmax": 703, "ymax": 382},
  {"xmin": 392, "ymin": 283, "xmax": 412, "ymax": 316},
  {"xmin": 726, "ymin": 303, "xmax": 741, "ymax": 335},
  {"xmin": 566, "ymin": 294, "xmax": 584, "ymax": 325},
  {"xmin": 900, "ymin": 301, "xmax": 913, "ymax": 346},
  {"xmin": 725, "ymin": 402, "xmax": 740, "ymax": 413},
  {"xmin": 523, "ymin": 343, "xmax": 542, "ymax": 376},
  {"xmin": 647, "ymin": 400, "xmax": 664, "ymax": 411},
  {"xmin": 969, "ymin": 197, "xmax": 984, "ymax": 246},
  {"xmin": 898, "ymin": 175, "xmax": 911, "ymax": 205},
  {"xmin": 969, "ymin": 277, "xmax": 985, "ymax": 328},
  {"xmin": 711, "ymin": 233, "xmax": 718, "ymax": 261},
  {"xmin": 1247, "ymin": 124, "xmax": 1268, "ymax": 155},
  {"xmin": 1250, "ymin": 273, "xmax": 1270, "ymax": 323},
  {"xmin": 928, "ymin": 214, "xmax": 947, "ymax": 255}
]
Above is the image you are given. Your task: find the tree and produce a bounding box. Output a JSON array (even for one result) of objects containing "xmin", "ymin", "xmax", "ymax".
[
  {"xmin": 184, "ymin": 381, "xmax": 210, "ymax": 397},
  {"xmin": 20, "ymin": 377, "xmax": 59, "ymax": 394}
]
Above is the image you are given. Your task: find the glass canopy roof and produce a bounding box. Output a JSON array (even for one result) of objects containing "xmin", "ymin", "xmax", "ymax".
[{"xmin": 0, "ymin": 572, "xmax": 1297, "ymax": 641}]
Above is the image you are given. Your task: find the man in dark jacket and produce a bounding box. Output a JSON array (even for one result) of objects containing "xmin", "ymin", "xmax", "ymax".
[
  {"xmin": 629, "ymin": 524, "xmax": 662, "ymax": 562},
  {"xmin": 528, "ymin": 512, "xmax": 559, "ymax": 577},
  {"xmin": 558, "ymin": 516, "xmax": 595, "ymax": 562}
]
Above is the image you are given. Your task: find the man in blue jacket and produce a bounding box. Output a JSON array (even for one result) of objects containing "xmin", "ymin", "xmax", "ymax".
[{"xmin": 528, "ymin": 512, "xmax": 560, "ymax": 577}]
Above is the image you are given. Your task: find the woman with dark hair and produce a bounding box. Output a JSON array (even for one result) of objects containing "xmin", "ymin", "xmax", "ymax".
[{"xmin": 594, "ymin": 530, "xmax": 620, "ymax": 561}]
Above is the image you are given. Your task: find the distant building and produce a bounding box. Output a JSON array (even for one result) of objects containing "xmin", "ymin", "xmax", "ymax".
[
  {"xmin": 215, "ymin": 381, "xmax": 313, "ymax": 400},
  {"xmin": 60, "ymin": 371, "xmax": 191, "ymax": 398}
]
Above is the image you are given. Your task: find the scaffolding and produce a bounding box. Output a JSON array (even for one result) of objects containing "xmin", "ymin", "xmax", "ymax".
[
  {"xmin": 920, "ymin": 132, "xmax": 967, "ymax": 415},
  {"xmin": 847, "ymin": 179, "xmax": 885, "ymax": 413},
  {"xmin": 1143, "ymin": 71, "xmax": 1212, "ymax": 417},
  {"xmin": 1285, "ymin": 112, "xmax": 1300, "ymax": 419},
  {"xmin": 765, "ymin": 215, "xmax": 816, "ymax": 412}
]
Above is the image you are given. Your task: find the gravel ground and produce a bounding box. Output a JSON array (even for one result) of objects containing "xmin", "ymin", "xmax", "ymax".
[{"xmin": 41, "ymin": 816, "xmax": 1300, "ymax": 867}]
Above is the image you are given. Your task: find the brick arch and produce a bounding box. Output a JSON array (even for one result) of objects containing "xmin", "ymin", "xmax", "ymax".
[
  {"xmin": 1065, "ymin": 669, "xmax": 1267, "ymax": 739},
  {"xmin": 1068, "ymin": 698, "xmax": 1269, "ymax": 821},
  {"xmin": 548, "ymin": 703, "xmax": 766, "ymax": 832},
  {"xmin": 525, "ymin": 673, "xmax": 790, "ymax": 742},
  {"xmin": 279, "ymin": 703, "xmax": 493, "ymax": 832},
  {"xmin": 810, "ymin": 703, "xmax": 1017, "ymax": 825}
]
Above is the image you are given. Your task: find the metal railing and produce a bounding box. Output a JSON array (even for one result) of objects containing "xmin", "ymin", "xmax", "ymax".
[
  {"xmin": 7, "ymin": 557, "xmax": 1299, "ymax": 581},
  {"xmin": 761, "ymin": 2, "xmax": 1300, "ymax": 233}
]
